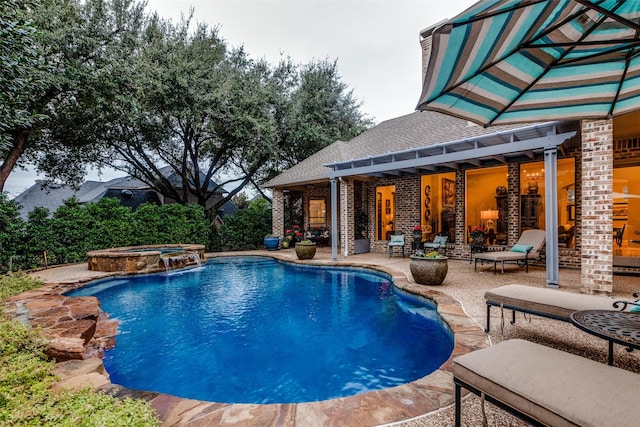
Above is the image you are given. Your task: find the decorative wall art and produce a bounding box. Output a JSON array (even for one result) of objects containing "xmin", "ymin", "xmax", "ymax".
[
  {"xmin": 442, "ymin": 178, "xmax": 455, "ymax": 208},
  {"xmin": 423, "ymin": 185, "xmax": 432, "ymax": 233}
]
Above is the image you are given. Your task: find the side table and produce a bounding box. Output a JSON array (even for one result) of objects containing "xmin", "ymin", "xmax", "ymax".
[{"xmin": 570, "ymin": 310, "xmax": 640, "ymax": 365}]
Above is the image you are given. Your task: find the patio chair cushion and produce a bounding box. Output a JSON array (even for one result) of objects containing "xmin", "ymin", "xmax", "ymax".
[
  {"xmin": 454, "ymin": 339, "xmax": 640, "ymax": 427},
  {"xmin": 510, "ymin": 244, "xmax": 533, "ymax": 253},
  {"xmin": 389, "ymin": 235, "xmax": 404, "ymax": 244}
]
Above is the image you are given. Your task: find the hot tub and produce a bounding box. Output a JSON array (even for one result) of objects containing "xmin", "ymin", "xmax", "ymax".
[{"xmin": 87, "ymin": 244, "xmax": 205, "ymax": 272}]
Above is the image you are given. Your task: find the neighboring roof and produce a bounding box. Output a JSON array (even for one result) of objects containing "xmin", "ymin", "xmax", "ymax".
[
  {"xmin": 263, "ymin": 110, "xmax": 551, "ymax": 188},
  {"xmin": 14, "ymin": 180, "xmax": 100, "ymax": 219},
  {"xmin": 14, "ymin": 171, "xmax": 232, "ymax": 220}
]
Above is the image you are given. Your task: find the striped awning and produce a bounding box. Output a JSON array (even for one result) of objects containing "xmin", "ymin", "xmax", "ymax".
[{"xmin": 417, "ymin": 0, "xmax": 640, "ymax": 126}]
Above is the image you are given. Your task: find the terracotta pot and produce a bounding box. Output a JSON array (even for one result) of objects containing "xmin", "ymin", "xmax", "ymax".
[
  {"xmin": 295, "ymin": 242, "xmax": 316, "ymax": 260},
  {"xmin": 409, "ymin": 255, "xmax": 448, "ymax": 286}
]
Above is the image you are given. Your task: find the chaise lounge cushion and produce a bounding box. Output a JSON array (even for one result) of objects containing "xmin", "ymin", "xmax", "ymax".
[
  {"xmin": 485, "ymin": 284, "xmax": 618, "ymax": 321},
  {"xmin": 454, "ymin": 339, "xmax": 640, "ymax": 427}
]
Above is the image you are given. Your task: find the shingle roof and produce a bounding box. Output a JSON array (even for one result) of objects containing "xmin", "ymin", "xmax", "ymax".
[
  {"xmin": 14, "ymin": 171, "xmax": 232, "ymax": 219},
  {"xmin": 263, "ymin": 111, "xmax": 532, "ymax": 188}
]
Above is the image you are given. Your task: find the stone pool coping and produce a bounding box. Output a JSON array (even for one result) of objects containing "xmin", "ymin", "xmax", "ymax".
[{"xmin": 8, "ymin": 253, "xmax": 490, "ymax": 426}]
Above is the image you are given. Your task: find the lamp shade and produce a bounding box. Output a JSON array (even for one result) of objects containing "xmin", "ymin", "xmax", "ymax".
[{"xmin": 480, "ymin": 209, "xmax": 499, "ymax": 220}]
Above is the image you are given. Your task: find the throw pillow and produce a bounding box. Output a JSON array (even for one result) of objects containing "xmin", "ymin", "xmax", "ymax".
[{"xmin": 510, "ymin": 244, "xmax": 533, "ymax": 253}]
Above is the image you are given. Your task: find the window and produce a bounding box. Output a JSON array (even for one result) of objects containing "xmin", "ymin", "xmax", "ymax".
[
  {"xmin": 613, "ymin": 166, "xmax": 640, "ymax": 255},
  {"xmin": 520, "ymin": 159, "xmax": 575, "ymax": 243},
  {"xmin": 309, "ymin": 199, "xmax": 326, "ymax": 228},
  {"xmin": 375, "ymin": 185, "xmax": 395, "ymax": 240},
  {"xmin": 421, "ymin": 173, "xmax": 456, "ymax": 242},
  {"xmin": 466, "ymin": 166, "xmax": 508, "ymax": 244}
]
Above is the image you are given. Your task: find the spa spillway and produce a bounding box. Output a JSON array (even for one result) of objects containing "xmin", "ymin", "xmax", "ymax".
[{"xmin": 87, "ymin": 244, "xmax": 205, "ymax": 272}]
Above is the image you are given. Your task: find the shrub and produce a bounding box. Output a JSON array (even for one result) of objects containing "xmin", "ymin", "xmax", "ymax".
[
  {"xmin": 132, "ymin": 203, "xmax": 209, "ymax": 247},
  {"xmin": 0, "ymin": 317, "xmax": 160, "ymax": 427},
  {"xmin": 0, "ymin": 274, "xmax": 43, "ymax": 302},
  {"xmin": 24, "ymin": 207, "xmax": 63, "ymax": 268},
  {"xmin": 0, "ymin": 193, "xmax": 26, "ymax": 272},
  {"xmin": 0, "ymin": 276, "xmax": 159, "ymax": 426},
  {"xmin": 219, "ymin": 197, "xmax": 271, "ymax": 250}
]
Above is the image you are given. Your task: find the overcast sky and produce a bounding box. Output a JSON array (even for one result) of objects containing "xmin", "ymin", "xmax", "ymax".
[{"xmin": 6, "ymin": 0, "xmax": 476, "ymax": 198}]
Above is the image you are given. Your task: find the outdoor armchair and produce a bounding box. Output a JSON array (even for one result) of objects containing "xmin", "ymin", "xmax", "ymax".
[
  {"xmin": 388, "ymin": 233, "xmax": 405, "ymax": 258},
  {"xmin": 424, "ymin": 235, "xmax": 448, "ymax": 255}
]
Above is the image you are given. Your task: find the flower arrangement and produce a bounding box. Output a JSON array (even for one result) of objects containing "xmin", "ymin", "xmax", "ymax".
[
  {"xmin": 413, "ymin": 249, "xmax": 444, "ymax": 258},
  {"xmin": 470, "ymin": 226, "xmax": 485, "ymax": 239},
  {"xmin": 413, "ymin": 225, "xmax": 422, "ymax": 231}
]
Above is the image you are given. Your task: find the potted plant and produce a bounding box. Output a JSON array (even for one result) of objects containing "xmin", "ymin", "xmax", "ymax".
[
  {"xmin": 295, "ymin": 239, "xmax": 317, "ymax": 260},
  {"xmin": 412, "ymin": 225, "xmax": 423, "ymax": 240},
  {"xmin": 354, "ymin": 209, "xmax": 370, "ymax": 254},
  {"xmin": 470, "ymin": 226, "xmax": 485, "ymax": 245},
  {"xmin": 409, "ymin": 249, "xmax": 448, "ymax": 286},
  {"xmin": 263, "ymin": 234, "xmax": 280, "ymax": 251}
]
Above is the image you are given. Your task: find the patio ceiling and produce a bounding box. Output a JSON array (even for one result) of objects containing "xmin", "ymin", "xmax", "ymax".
[{"xmin": 325, "ymin": 121, "xmax": 578, "ymax": 179}]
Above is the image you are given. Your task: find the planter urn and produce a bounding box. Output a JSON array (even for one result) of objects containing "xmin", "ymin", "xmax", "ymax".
[
  {"xmin": 295, "ymin": 242, "xmax": 317, "ymax": 260},
  {"xmin": 263, "ymin": 236, "xmax": 280, "ymax": 251},
  {"xmin": 409, "ymin": 255, "xmax": 448, "ymax": 286}
]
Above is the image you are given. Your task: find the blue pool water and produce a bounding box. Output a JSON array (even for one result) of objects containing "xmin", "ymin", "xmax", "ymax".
[{"xmin": 67, "ymin": 256, "xmax": 454, "ymax": 404}]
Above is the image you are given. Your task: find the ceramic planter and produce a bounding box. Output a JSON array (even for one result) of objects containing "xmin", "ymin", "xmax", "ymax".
[
  {"xmin": 295, "ymin": 242, "xmax": 316, "ymax": 260},
  {"xmin": 409, "ymin": 255, "xmax": 448, "ymax": 286},
  {"xmin": 263, "ymin": 236, "xmax": 280, "ymax": 251}
]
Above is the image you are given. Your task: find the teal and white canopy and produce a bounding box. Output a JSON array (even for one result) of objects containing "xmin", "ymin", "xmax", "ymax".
[{"xmin": 417, "ymin": 0, "xmax": 640, "ymax": 126}]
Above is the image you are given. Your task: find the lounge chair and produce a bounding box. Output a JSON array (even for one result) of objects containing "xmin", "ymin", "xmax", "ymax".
[
  {"xmin": 423, "ymin": 235, "xmax": 448, "ymax": 254},
  {"xmin": 474, "ymin": 229, "xmax": 545, "ymax": 274},
  {"xmin": 454, "ymin": 339, "xmax": 640, "ymax": 427},
  {"xmin": 388, "ymin": 233, "xmax": 405, "ymax": 258}
]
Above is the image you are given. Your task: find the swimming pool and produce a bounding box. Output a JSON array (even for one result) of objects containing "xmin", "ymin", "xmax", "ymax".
[{"xmin": 67, "ymin": 256, "xmax": 453, "ymax": 404}]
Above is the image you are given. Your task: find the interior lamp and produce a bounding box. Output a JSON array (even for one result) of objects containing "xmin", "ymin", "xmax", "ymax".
[{"xmin": 480, "ymin": 209, "xmax": 499, "ymax": 230}]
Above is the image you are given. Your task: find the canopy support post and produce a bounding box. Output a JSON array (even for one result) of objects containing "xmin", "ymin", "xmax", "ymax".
[
  {"xmin": 331, "ymin": 178, "xmax": 338, "ymax": 261},
  {"xmin": 544, "ymin": 145, "xmax": 559, "ymax": 288}
]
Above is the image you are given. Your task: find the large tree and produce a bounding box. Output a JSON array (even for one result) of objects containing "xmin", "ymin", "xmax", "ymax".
[
  {"xmin": 47, "ymin": 15, "xmax": 371, "ymax": 214},
  {"xmin": 4, "ymin": 2, "xmax": 370, "ymax": 213},
  {"xmin": 0, "ymin": 0, "xmax": 147, "ymax": 191}
]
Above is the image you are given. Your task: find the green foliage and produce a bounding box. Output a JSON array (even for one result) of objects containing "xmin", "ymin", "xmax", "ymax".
[
  {"xmin": 0, "ymin": 0, "xmax": 45, "ymax": 146},
  {"xmin": 0, "ymin": 193, "xmax": 25, "ymax": 271},
  {"xmin": 0, "ymin": 274, "xmax": 43, "ymax": 302},
  {"xmin": 51, "ymin": 197, "xmax": 97, "ymax": 264},
  {"xmin": 24, "ymin": 207, "xmax": 62, "ymax": 267},
  {"xmin": 2, "ymin": 0, "xmax": 148, "ymax": 190},
  {"xmin": 132, "ymin": 203, "xmax": 209, "ymax": 247},
  {"xmin": 219, "ymin": 197, "xmax": 272, "ymax": 250},
  {"xmin": 0, "ymin": 315, "xmax": 159, "ymax": 427},
  {"xmin": 0, "ymin": 194, "xmax": 213, "ymax": 272}
]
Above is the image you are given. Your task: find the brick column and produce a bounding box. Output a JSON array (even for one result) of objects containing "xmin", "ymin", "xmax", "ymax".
[
  {"xmin": 340, "ymin": 178, "xmax": 356, "ymax": 256},
  {"xmin": 271, "ymin": 189, "xmax": 285, "ymax": 237},
  {"xmin": 581, "ymin": 119, "xmax": 614, "ymax": 295}
]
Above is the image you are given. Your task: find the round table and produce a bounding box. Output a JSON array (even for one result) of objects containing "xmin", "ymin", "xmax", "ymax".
[{"xmin": 570, "ymin": 310, "xmax": 640, "ymax": 365}]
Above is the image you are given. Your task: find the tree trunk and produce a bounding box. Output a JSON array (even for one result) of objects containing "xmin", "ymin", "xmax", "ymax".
[{"xmin": 0, "ymin": 130, "xmax": 29, "ymax": 192}]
